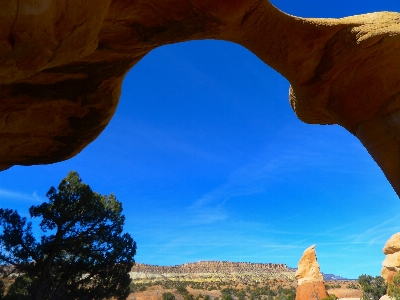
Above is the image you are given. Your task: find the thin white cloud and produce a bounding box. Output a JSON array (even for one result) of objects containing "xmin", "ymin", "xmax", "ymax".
[
  {"xmin": 124, "ymin": 120, "xmax": 225, "ymax": 163},
  {"xmin": 185, "ymin": 134, "xmax": 348, "ymax": 226},
  {"xmin": 186, "ymin": 150, "xmax": 298, "ymax": 221},
  {"xmin": 340, "ymin": 261, "xmax": 384, "ymax": 274},
  {"xmin": 348, "ymin": 214, "xmax": 400, "ymax": 245},
  {"xmin": 0, "ymin": 188, "xmax": 43, "ymax": 203}
]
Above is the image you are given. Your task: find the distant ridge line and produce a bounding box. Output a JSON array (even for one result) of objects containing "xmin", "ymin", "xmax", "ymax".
[
  {"xmin": 131, "ymin": 260, "xmax": 293, "ymax": 274},
  {"xmin": 129, "ymin": 261, "xmax": 347, "ymax": 282}
]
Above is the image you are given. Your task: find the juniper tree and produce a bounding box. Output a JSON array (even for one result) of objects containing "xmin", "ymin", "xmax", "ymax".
[{"xmin": 0, "ymin": 171, "xmax": 136, "ymax": 300}]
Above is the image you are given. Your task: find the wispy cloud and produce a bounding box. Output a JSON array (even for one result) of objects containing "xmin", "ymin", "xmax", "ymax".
[
  {"xmin": 346, "ymin": 214, "xmax": 400, "ymax": 246},
  {"xmin": 0, "ymin": 188, "xmax": 43, "ymax": 203},
  {"xmin": 135, "ymin": 225, "xmax": 303, "ymax": 265},
  {"xmin": 339, "ymin": 261, "xmax": 384, "ymax": 274},
  {"xmin": 118, "ymin": 119, "xmax": 226, "ymax": 164},
  {"xmin": 184, "ymin": 133, "xmax": 345, "ymax": 226}
]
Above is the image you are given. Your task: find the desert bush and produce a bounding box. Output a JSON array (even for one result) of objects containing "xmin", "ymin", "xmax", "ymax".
[
  {"xmin": 358, "ymin": 274, "xmax": 387, "ymax": 300},
  {"xmin": 322, "ymin": 295, "xmax": 339, "ymax": 300},
  {"xmin": 184, "ymin": 294, "xmax": 195, "ymax": 300},
  {"xmin": 177, "ymin": 285, "xmax": 189, "ymax": 295},
  {"xmin": 130, "ymin": 283, "xmax": 150, "ymax": 292},
  {"xmin": 275, "ymin": 286, "xmax": 295, "ymax": 300},
  {"xmin": 221, "ymin": 288, "xmax": 234, "ymax": 296},
  {"xmin": 163, "ymin": 292, "xmax": 176, "ymax": 300},
  {"xmin": 235, "ymin": 289, "xmax": 246, "ymax": 300},
  {"xmin": 388, "ymin": 272, "xmax": 400, "ymax": 300},
  {"xmin": 222, "ymin": 294, "xmax": 233, "ymax": 300},
  {"xmin": 326, "ymin": 283, "xmax": 341, "ymax": 289},
  {"xmin": 346, "ymin": 282, "xmax": 359, "ymax": 290}
]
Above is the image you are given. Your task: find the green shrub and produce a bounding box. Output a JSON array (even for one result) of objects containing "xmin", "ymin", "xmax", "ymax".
[
  {"xmin": 358, "ymin": 274, "xmax": 387, "ymax": 300},
  {"xmin": 236, "ymin": 289, "xmax": 246, "ymax": 300},
  {"xmin": 184, "ymin": 294, "xmax": 194, "ymax": 300},
  {"xmin": 222, "ymin": 295, "xmax": 233, "ymax": 300},
  {"xmin": 322, "ymin": 295, "xmax": 339, "ymax": 300},
  {"xmin": 388, "ymin": 272, "xmax": 400, "ymax": 300},
  {"xmin": 346, "ymin": 283, "xmax": 359, "ymax": 290},
  {"xmin": 163, "ymin": 292, "xmax": 176, "ymax": 300},
  {"xmin": 177, "ymin": 285, "xmax": 189, "ymax": 295}
]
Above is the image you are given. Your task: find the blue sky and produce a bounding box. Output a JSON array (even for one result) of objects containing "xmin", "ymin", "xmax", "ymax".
[{"xmin": 1, "ymin": 0, "xmax": 400, "ymax": 280}]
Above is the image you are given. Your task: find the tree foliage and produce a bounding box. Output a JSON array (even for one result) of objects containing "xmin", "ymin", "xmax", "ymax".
[
  {"xmin": 358, "ymin": 274, "xmax": 387, "ymax": 300},
  {"xmin": 162, "ymin": 292, "xmax": 176, "ymax": 300},
  {"xmin": 0, "ymin": 171, "xmax": 136, "ymax": 300},
  {"xmin": 176, "ymin": 285, "xmax": 189, "ymax": 295},
  {"xmin": 0, "ymin": 280, "xmax": 4, "ymax": 299},
  {"xmin": 322, "ymin": 295, "xmax": 339, "ymax": 300},
  {"xmin": 388, "ymin": 272, "xmax": 400, "ymax": 300}
]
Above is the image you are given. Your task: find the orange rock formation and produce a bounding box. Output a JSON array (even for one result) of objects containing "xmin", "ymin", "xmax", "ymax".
[
  {"xmin": 382, "ymin": 233, "xmax": 400, "ymax": 285},
  {"xmin": 295, "ymin": 245, "xmax": 328, "ymax": 300},
  {"xmin": 0, "ymin": 1, "xmax": 400, "ymax": 195}
]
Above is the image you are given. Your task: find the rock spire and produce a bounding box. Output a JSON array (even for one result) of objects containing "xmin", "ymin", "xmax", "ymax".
[
  {"xmin": 295, "ymin": 245, "xmax": 328, "ymax": 300},
  {"xmin": 382, "ymin": 233, "xmax": 400, "ymax": 285}
]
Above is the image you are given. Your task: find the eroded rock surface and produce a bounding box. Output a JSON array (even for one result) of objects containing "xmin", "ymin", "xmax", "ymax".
[
  {"xmin": 0, "ymin": 0, "xmax": 400, "ymax": 196},
  {"xmin": 295, "ymin": 245, "xmax": 328, "ymax": 300},
  {"xmin": 382, "ymin": 233, "xmax": 400, "ymax": 285},
  {"xmin": 129, "ymin": 261, "xmax": 295, "ymax": 282}
]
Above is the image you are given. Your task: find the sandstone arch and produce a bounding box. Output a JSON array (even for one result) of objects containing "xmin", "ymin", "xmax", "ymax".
[{"xmin": 0, "ymin": 1, "xmax": 399, "ymax": 195}]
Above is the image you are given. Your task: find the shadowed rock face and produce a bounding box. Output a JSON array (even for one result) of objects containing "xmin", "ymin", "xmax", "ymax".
[{"xmin": 1, "ymin": 0, "xmax": 400, "ymax": 195}]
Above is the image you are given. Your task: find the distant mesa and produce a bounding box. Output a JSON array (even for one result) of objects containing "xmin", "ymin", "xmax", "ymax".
[
  {"xmin": 129, "ymin": 260, "xmax": 348, "ymax": 285},
  {"xmin": 129, "ymin": 261, "xmax": 296, "ymax": 282},
  {"xmin": 323, "ymin": 273, "xmax": 349, "ymax": 281},
  {"xmin": 129, "ymin": 259, "xmax": 362, "ymax": 300}
]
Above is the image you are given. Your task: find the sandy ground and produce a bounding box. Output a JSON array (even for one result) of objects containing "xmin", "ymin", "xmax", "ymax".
[
  {"xmin": 127, "ymin": 285, "xmax": 363, "ymax": 300},
  {"xmin": 329, "ymin": 288, "xmax": 362, "ymax": 299},
  {"xmin": 128, "ymin": 286, "xmax": 223, "ymax": 300}
]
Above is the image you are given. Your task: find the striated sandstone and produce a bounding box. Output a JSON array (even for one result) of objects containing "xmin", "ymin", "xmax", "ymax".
[
  {"xmin": 129, "ymin": 261, "xmax": 295, "ymax": 282},
  {"xmin": 295, "ymin": 245, "xmax": 328, "ymax": 300},
  {"xmin": 0, "ymin": 1, "xmax": 400, "ymax": 196}
]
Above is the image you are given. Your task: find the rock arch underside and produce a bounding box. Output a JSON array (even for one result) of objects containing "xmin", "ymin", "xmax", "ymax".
[{"xmin": 1, "ymin": 0, "xmax": 400, "ymax": 195}]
